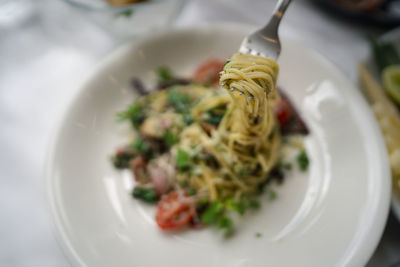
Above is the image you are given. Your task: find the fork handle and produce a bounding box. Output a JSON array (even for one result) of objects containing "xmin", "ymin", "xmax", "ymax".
[
  {"xmin": 274, "ymin": 0, "xmax": 292, "ymax": 19},
  {"xmin": 263, "ymin": 0, "xmax": 292, "ymax": 35}
]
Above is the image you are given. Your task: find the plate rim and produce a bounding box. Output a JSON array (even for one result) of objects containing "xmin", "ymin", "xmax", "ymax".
[{"xmin": 44, "ymin": 22, "xmax": 391, "ymax": 267}]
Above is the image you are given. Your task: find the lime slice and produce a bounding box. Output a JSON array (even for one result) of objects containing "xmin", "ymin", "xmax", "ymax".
[{"xmin": 382, "ymin": 65, "xmax": 400, "ymax": 105}]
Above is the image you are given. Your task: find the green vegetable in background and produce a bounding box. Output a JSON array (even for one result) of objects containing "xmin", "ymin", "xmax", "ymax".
[
  {"xmin": 156, "ymin": 66, "xmax": 173, "ymax": 84},
  {"xmin": 296, "ymin": 149, "xmax": 309, "ymax": 171},
  {"xmin": 117, "ymin": 103, "xmax": 145, "ymax": 129},
  {"xmin": 133, "ymin": 137, "xmax": 152, "ymax": 158},
  {"xmin": 176, "ymin": 148, "xmax": 191, "ymax": 170},
  {"xmin": 383, "ymin": 65, "xmax": 400, "ymax": 105},
  {"xmin": 369, "ymin": 37, "xmax": 400, "ymax": 73},
  {"xmin": 163, "ymin": 130, "xmax": 178, "ymax": 147},
  {"xmin": 116, "ymin": 9, "xmax": 134, "ymax": 18},
  {"xmin": 205, "ymin": 110, "xmax": 224, "ymax": 126},
  {"xmin": 132, "ymin": 187, "xmax": 158, "ymax": 203},
  {"xmin": 218, "ymin": 216, "xmax": 233, "ymax": 236},
  {"xmin": 200, "ymin": 201, "xmax": 233, "ymax": 236},
  {"xmin": 201, "ymin": 201, "xmax": 224, "ymax": 224},
  {"xmin": 112, "ymin": 152, "xmax": 133, "ymax": 169},
  {"xmin": 226, "ymin": 196, "xmax": 260, "ymax": 215},
  {"xmin": 168, "ymin": 89, "xmax": 191, "ymax": 113}
]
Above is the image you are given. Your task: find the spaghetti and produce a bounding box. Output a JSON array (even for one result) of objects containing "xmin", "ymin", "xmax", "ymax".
[{"xmin": 112, "ymin": 56, "xmax": 307, "ymax": 234}]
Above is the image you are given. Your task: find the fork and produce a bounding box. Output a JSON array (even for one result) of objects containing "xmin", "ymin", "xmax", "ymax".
[{"xmin": 239, "ymin": 0, "xmax": 292, "ymax": 60}]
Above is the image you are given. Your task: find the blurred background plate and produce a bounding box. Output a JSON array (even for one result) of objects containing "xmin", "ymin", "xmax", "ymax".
[
  {"xmin": 62, "ymin": 0, "xmax": 186, "ymax": 37},
  {"xmin": 311, "ymin": 0, "xmax": 400, "ymax": 28}
]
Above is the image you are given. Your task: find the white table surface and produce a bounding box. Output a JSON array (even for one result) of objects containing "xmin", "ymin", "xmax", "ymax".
[{"xmin": 0, "ymin": 0, "xmax": 399, "ymax": 266}]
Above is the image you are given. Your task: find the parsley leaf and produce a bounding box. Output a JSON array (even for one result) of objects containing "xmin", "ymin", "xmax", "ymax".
[
  {"xmin": 226, "ymin": 196, "xmax": 261, "ymax": 215},
  {"xmin": 116, "ymin": 9, "xmax": 134, "ymax": 18},
  {"xmin": 200, "ymin": 201, "xmax": 224, "ymax": 225},
  {"xmin": 132, "ymin": 187, "xmax": 158, "ymax": 203},
  {"xmin": 204, "ymin": 109, "xmax": 225, "ymax": 126},
  {"xmin": 168, "ymin": 89, "xmax": 190, "ymax": 113},
  {"xmin": 117, "ymin": 103, "xmax": 145, "ymax": 129},
  {"xmin": 156, "ymin": 66, "xmax": 173, "ymax": 84},
  {"xmin": 176, "ymin": 148, "xmax": 191, "ymax": 170},
  {"xmin": 163, "ymin": 131, "xmax": 178, "ymax": 147},
  {"xmin": 111, "ymin": 152, "xmax": 133, "ymax": 169},
  {"xmin": 224, "ymin": 60, "xmax": 231, "ymax": 67},
  {"xmin": 218, "ymin": 216, "xmax": 233, "ymax": 237},
  {"xmin": 133, "ymin": 137, "xmax": 152, "ymax": 158},
  {"xmin": 296, "ymin": 150, "xmax": 309, "ymax": 171}
]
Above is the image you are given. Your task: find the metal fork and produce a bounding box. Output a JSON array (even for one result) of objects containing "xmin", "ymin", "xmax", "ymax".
[{"xmin": 239, "ymin": 0, "xmax": 292, "ymax": 60}]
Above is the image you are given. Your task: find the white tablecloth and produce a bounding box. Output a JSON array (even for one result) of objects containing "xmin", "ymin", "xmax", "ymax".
[{"xmin": 0, "ymin": 0, "xmax": 399, "ymax": 266}]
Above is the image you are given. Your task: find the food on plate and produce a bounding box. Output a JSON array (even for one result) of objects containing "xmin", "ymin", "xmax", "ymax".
[
  {"xmin": 359, "ymin": 37, "xmax": 400, "ymax": 194},
  {"xmin": 112, "ymin": 56, "xmax": 309, "ymax": 235},
  {"xmin": 382, "ymin": 65, "xmax": 400, "ymax": 105},
  {"xmin": 359, "ymin": 63, "xmax": 400, "ymax": 194},
  {"xmin": 335, "ymin": 0, "xmax": 384, "ymax": 12},
  {"xmin": 107, "ymin": 0, "xmax": 148, "ymax": 6}
]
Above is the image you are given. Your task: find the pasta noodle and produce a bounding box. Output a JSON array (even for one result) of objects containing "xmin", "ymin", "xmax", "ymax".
[
  {"xmin": 177, "ymin": 54, "xmax": 280, "ymax": 200},
  {"xmin": 112, "ymin": 56, "xmax": 308, "ymax": 232}
]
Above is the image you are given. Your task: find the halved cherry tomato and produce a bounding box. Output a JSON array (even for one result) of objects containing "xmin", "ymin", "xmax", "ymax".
[
  {"xmin": 193, "ymin": 59, "xmax": 225, "ymax": 85},
  {"xmin": 274, "ymin": 98, "xmax": 292, "ymax": 126},
  {"xmin": 155, "ymin": 191, "xmax": 195, "ymax": 230}
]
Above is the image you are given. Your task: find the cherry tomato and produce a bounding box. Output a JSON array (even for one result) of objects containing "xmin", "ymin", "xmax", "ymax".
[
  {"xmin": 275, "ymin": 98, "xmax": 292, "ymax": 126},
  {"xmin": 155, "ymin": 191, "xmax": 194, "ymax": 230},
  {"xmin": 193, "ymin": 59, "xmax": 225, "ymax": 85}
]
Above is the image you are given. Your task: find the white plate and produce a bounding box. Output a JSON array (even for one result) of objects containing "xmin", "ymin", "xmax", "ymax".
[{"xmin": 46, "ymin": 24, "xmax": 391, "ymax": 267}]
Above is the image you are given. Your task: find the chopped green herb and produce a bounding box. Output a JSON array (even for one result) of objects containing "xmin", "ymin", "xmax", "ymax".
[
  {"xmin": 218, "ymin": 216, "xmax": 234, "ymax": 237},
  {"xmin": 156, "ymin": 66, "xmax": 173, "ymax": 84},
  {"xmin": 227, "ymin": 195, "xmax": 261, "ymax": 215},
  {"xmin": 268, "ymin": 190, "xmax": 277, "ymax": 200},
  {"xmin": 176, "ymin": 148, "xmax": 191, "ymax": 170},
  {"xmin": 255, "ymin": 232, "xmax": 262, "ymax": 238},
  {"xmin": 183, "ymin": 113, "xmax": 193, "ymax": 125},
  {"xmin": 296, "ymin": 150, "xmax": 309, "ymax": 171},
  {"xmin": 224, "ymin": 60, "xmax": 231, "ymax": 67},
  {"xmin": 198, "ymin": 201, "xmax": 237, "ymax": 237},
  {"xmin": 132, "ymin": 187, "xmax": 158, "ymax": 203},
  {"xmin": 200, "ymin": 201, "xmax": 224, "ymax": 224},
  {"xmin": 205, "ymin": 115, "xmax": 223, "ymax": 125},
  {"xmin": 187, "ymin": 187, "xmax": 196, "ymax": 196},
  {"xmin": 116, "ymin": 9, "xmax": 134, "ymax": 18},
  {"xmin": 111, "ymin": 152, "xmax": 133, "ymax": 169},
  {"xmin": 229, "ymin": 199, "xmax": 246, "ymax": 215},
  {"xmin": 133, "ymin": 137, "xmax": 152, "ymax": 158},
  {"xmin": 196, "ymin": 198, "xmax": 208, "ymax": 210},
  {"xmin": 168, "ymin": 89, "xmax": 190, "ymax": 113},
  {"xmin": 205, "ymin": 110, "xmax": 224, "ymax": 126},
  {"xmin": 369, "ymin": 36, "xmax": 400, "ymax": 72},
  {"xmin": 117, "ymin": 104, "xmax": 145, "ymax": 129},
  {"xmin": 163, "ymin": 131, "xmax": 178, "ymax": 147}
]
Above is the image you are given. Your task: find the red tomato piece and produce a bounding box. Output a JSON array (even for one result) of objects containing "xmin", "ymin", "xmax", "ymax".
[
  {"xmin": 193, "ymin": 59, "xmax": 225, "ymax": 85},
  {"xmin": 275, "ymin": 98, "xmax": 292, "ymax": 126},
  {"xmin": 155, "ymin": 191, "xmax": 195, "ymax": 230}
]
